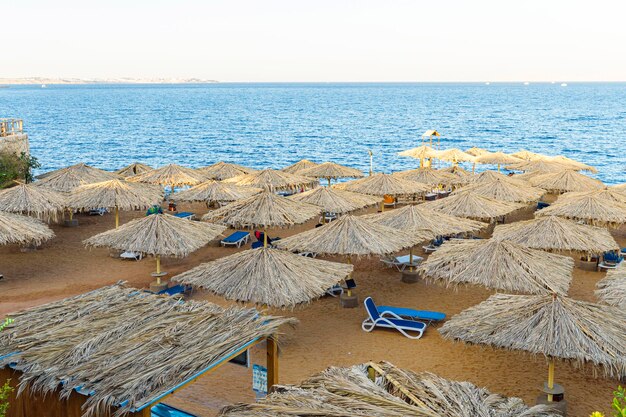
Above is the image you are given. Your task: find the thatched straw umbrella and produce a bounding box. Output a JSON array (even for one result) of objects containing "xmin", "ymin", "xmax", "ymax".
[
  {"xmin": 558, "ymin": 188, "xmax": 626, "ymax": 204},
  {"xmin": 67, "ymin": 179, "xmax": 164, "ymax": 228},
  {"xmin": 465, "ymin": 146, "xmax": 490, "ymax": 157},
  {"xmin": 339, "ymin": 173, "xmax": 430, "ymax": 211},
  {"xmin": 225, "ymin": 168, "xmax": 319, "ymax": 191},
  {"xmin": 127, "ymin": 164, "xmax": 206, "ymax": 192},
  {"xmin": 528, "ymin": 170, "xmax": 603, "ymax": 193},
  {"xmin": 439, "ymin": 293, "xmax": 626, "ymax": 401},
  {"xmin": 436, "ymin": 148, "xmax": 476, "ymax": 166},
  {"xmin": 298, "ymin": 162, "xmax": 364, "ymax": 186},
  {"xmin": 548, "ymin": 155, "xmax": 597, "ymax": 173},
  {"xmin": 596, "ymin": 264, "xmax": 626, "ymax": 308},
  {"xmin": 221, "ymin": 361, "xmax": 558, "ymax": 417},
  {"xmin": 281, "ymin": 159, "xmax": 319, "ymax": 174},
  {"xmin": 423, "ymin": 190, "xmax": 524, "ymax": 222},
  {"xmin": 203, "ymin": 191, "xmax": 320, "ymax": 235},
  {"xmin": 398, "ymin": 145, "xmax": 439, "ymax": 167},
  {"xmin": 418, "ymin": 239, "xmax": 573, "ymax": 295},
  {"xmin": 84, "ymin": 213, "xmax": 225, "ymax": 288},
  {"xmin": 469, "ymin": 170, "xmax": 529, "ymax": 186},
  {"xmin": 172, "ymin": 180, "xmax": 262, "ymax": 207},
  {"xmin": 363, "ymin": 204, "xmax": 486, "ymax": 237},
  {"xmin": 0, "ymin": 211, "xmax": 55, "ymax": 246},
  {"xmin": 0, "ymin": 183, "xmax": 66, "ymax": 222},
  {"xmin": 612, "ymin": 183, "xmax": 626, "ymax": 194},
  {"xmin": 173, "ymin": 247, "xmax": 353, "ymax": 307},
  {"xmin": 493, "ymin": 216, "xmax": 618, "ymax": 255},
  {"xmin": 440, "ymin": 165, "xmax": 470, "ymax": 177},
  {"xmin": 393, "ymin": 167, "xmax": 456, "ymax": 186},
  {"xmin": 511, "ymin": 149, "xmax": 546, "ymax": 160},
  {"xmin": 455, "ymin": 178, "xmax": 546, "ymax": 203},
  {"xmin": 288, "ymin": 186, "xmax": 381, "ymax": 216},
  {"xmin": 506, "ymin": 159, "xmax": 570, "ymax": 173},
  {"xmin": 536, "ymin": 191, "xmax": 626, "ymax": 227},
  {"xmin": 475, "ymin": 151, "xmax": 521, "ymax": 172},
  {"xmin": 35, "ymin": 163, "xmax": 118, "ymax": 193},
  {"xmin": 36, "ymin": 162, "xmax": 117, "ymax": 182},
  {"xmin": 274, "ymin": 215, "xmax": 432, "ymax": 257},
  {"xmin": 198, "ymin": 161, "xmax": 256, "ymax": 180},
  {"xmin": 115, "ymin": 162, "xmax": 153, "ymax": 178}
]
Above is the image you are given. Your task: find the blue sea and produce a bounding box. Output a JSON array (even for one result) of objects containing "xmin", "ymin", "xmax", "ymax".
[{"xmin": 0, "ymin": 83, "xmax": 624, "ymax": 184}]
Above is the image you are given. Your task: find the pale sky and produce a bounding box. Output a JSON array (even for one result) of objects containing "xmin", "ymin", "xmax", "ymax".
[{"xmin": 3, "ymin": 0, "xmax": 625, "ymax": 82}]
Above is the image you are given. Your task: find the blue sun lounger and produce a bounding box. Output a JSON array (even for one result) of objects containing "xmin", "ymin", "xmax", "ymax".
[
  {"xmin": 221, "ymin": 231, "xmax": 250, "ymax": 248},
  {"xmin": 361, "ymin": 297, "xmax": 427, "ymax": 339},
  {"xmin": 174, "ymin": 211, "xmax": 195, "ymax": 220},
  {"xmin": 376, "ymin": 303, "xmax": 445, "ymax": 325},
  {"xmin": 157, "ymin": 284, "xmax": 192, "ymax": 297}
]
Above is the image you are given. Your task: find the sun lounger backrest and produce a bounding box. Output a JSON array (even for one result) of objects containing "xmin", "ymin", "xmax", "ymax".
[{"xmin": 364, "ymin": 297, "xmax": 380, "ymax": 320}]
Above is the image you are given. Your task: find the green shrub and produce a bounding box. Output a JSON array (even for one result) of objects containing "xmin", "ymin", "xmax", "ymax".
[{"xmin": 0, "ymin": 151, "xmax": 40, "ymax": 188}]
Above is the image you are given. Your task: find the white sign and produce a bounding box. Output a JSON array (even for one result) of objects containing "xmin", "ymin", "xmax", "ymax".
[{"xmin": 252, "ymin": 364, "xmax": 267, "ymax": 394}]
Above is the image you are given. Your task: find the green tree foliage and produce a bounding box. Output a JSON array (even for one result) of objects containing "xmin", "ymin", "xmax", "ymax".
[
  {"xmin": 614, "ymin": 386, "xmax": 626, "ymax": 417},
  {"xmin": 0, "ymin": 151, "xmax": 40, "ymax": 188},
  {"xmin": 0, "ymin": 318, "xmax": 14, "ymax": 417}
]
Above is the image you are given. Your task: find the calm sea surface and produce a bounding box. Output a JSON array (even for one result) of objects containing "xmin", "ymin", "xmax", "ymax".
[{"xmin": 0, "ymin": 83, "xmax": 624, "ymax": 184}]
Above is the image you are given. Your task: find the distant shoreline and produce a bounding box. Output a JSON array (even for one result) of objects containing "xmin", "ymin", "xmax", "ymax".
[{"xmin": 0, "ymin": 78, "xmax": 218, "ymax": 85}]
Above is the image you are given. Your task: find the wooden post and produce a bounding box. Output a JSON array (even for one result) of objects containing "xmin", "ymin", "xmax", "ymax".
[
  {"xmin": 267, "ymin": 336, "xmax": 279, "ymax": 389},
  {"xmin": 115, "ymin": 206, "xmax": 119, "ymax": 228},
  {"xmin": 547, "ymin": 359, "xmax": 555, "ymax": 402},
  {"xmin": 327, "ymin": 178, "xmax": 331, "ymax": 187},
  {"xmin": 264, "ymin": 229, "xmax": 268, "ymax": 248},
  {"xmin": 156, "ymin": 255, "xmax": 161, "ymax": 283}
]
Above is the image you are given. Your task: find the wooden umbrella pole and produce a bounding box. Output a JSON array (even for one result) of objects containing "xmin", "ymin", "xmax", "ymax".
[
  {"xmin": 327, "ymin": 178, "xmax": 331, "ymax": 187},
  {"xmin": 69, "ymin": 209, "xmax": 73, "ymax": 221},
  {"xmin": 497, "ymin": 163, "xmax": 501, "ymax": 172},
  {"xmin": 547, "ymin": 359, "xmax": 555, "ymax": 402},
  {"xmin": 472, "ymin": 162, "xmax": 476, "ymax": 173},
  {"xmin": 346, "ymin": 255, "xmax": 353, "ymax": 296},
  {"xmin": 409, "ymin": 247, "xmax": 414, "ymax": 272},
  {"xmin": 115, "ymin": 206, "xmax": 119, "ymax": 228},
  {"xmin": 156, "ymin": 255, "xmax": 162, "ymax": 284},
  {"xmin": 264, "ymin": 228, "xmax": 268, "ymax": 248}
]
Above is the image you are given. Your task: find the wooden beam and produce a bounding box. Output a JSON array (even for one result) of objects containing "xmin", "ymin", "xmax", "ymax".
[{"xmin": 267, "ymin": 336, "xmax": 279, "ymax": 389}]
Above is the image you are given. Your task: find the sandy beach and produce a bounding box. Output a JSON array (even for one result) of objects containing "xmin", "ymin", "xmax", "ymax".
[{"xmin": 1, "ymin": 201, "xmax": 622, "ymax": 417}]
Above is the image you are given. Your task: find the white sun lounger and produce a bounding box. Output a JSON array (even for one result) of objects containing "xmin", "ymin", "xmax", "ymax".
[
  {"xmin": 381, "ymin": 254, "xmax": 423, "ymax": 271},
  {"xmin": 120, "ymin": 251, "xmax": 142, "ymax": 261},
  {"xmin": 362, "ymin": 297, "xmax": 426, "ymax": 339}
]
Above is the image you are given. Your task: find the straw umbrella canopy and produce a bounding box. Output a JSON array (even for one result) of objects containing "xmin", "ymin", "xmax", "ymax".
[
  {"xmin": 612, "ymin": 183, "xmax": 626, "ymax": 194},
  {"xmin": 436, "ymin": 148, "xmax": 476, "ymax": 165},
  {"xmin": 423, "ymin": 190, "xmax": 524, "ymax": 222},
  {"xmin": 66, "ymin": 179, "xmax": 164, "ymax": 228},
  {"xmin": 274, "ymin": 215, "xmax": 432, "ymax": 257},
  {"xmin": 596, "ymin": 264, "xmax": 626, "ymax": 308},
  {"xmin": 115, "ymin": 162, "xmax": 153, "ymax": 178},
  {"xmin": 0, "ymin": 183, "xmax": 66, "ymax": 222},
  {"xmin": 298, "ymin": 162, "xmax": 364, "ymax": 186},
  {"xmin": 465, "ymin": 146, "xmax": 490, "ymax": 156},
  {"xmin": 456, "ymin": 178, "xmax": 546, "ymax": 203},
  {"xmin": 224, "ymin": 168, "xmax": 319, "ymax": 191},
  {"xmin": 558, "ymin": 188, "xmax": 626, "ymax": 204},
  {"xmin": 393, "ymin": 168, "xmax": 457, "ymax": 186},
  {"xmin": 468, "ymin": 170, "xmax": 529, "ymax": 186},
  {"xmin": 127, "ymin": 164, "xmax": 205, "ymax": 190},
  {"xmin": 536, "ymin": 192, "xmax": 626, "ymax": 227},
  {"xmin": 281, "ymin": 159, "xmax": 319, "ymax": 174},
  {"xmin": 439, "ymin": 293, "xmax": 626, "ymax": 398},
  {"xmin": 493, "ymin": 216, "xmax": 618, "ymax": 255},
  {"xmin": 173, "ymin": 247, "xmax": 353, "ymax": 307},
  {"xmin": 36, "ymin": 162, "xmax": 118, "ymax": 182},
  {"xmin": 203, "ymin": 191, "xmax": 320, "ymax": 232},
  {"xmin": 528, "ymin": 170, "xmax": 603, "ymax": 194},
  {"xmin": 363, "ymin": 204, "xmax": 487, "ymax": 237},
  {"xmin": 506, "ymin": 159, "xmax": 570, "ymax": 173},
  {"xmin": 338, "ymin": 173, "xmax": 430, "ymax": 209},
  {"xmin": 418, "ymin": 239, "xmax": 573, "ymax": 295},
  {"xmin": 398, "ymin": 145, "xmax": 439, "ymax": 167},
  {"xmin": 288, "ymin": 186, "xmax": 381, "ymax": 214},
  {"xmin": 440, "ymin": 165, "xmax": 470, "ymax": 177},
  {"xmin": 35, "ymin": 163, "xmax": 119, "ymax": 193},
  {"xmin": 548, "ymin": 155, "xmax": 597, "ymax": 173},
  {"xmin": 475, "ymin": 151, "xmax": 521, "ymax": 172},
  {"xmin": 510, "ymin": 149, "xmax": 546, "ymax": 161},
  {"xmin": 0, "ymin": 211, "xmax": 55, "ymax": 246},
  {"xmin": 198, "ymin": 161, "xmax": 256, "ymax": 180},
  {"xmin": 172, "ymin": 180, "xmax": 262, "ymax": 206},
  {"xmin": 84, "ymin": 213, "xmax": 226, "ymax": 284}
]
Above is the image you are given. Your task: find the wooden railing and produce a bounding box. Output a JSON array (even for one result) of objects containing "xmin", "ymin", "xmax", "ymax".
[{"xmin": 0, "ymin": 119, "xmax": 23, "ymax": 137}]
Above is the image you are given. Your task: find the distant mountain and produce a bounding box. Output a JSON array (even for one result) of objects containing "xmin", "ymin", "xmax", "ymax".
[{"xmin": 0, "ymin": 77, "xmax": 218, "ymax": 85}]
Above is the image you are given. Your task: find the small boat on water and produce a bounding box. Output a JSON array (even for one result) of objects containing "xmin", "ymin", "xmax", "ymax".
[
  {"xmin": 41, "ymin": 84, "xmax": 47, "ymax": 88},
  {"xmin": 561, "ymin": 83, "xmax": 568, "ymax": 87}
]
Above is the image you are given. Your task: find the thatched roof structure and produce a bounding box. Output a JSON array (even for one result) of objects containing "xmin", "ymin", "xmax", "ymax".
[
  {"xmin": 0, "ymin": 211, "xmax": 55, "ymax": 246},
  {"xmin": 0, "ymin": 283, "xmax": 294, "ymax": 417},
  {"xmin": 363, "ymin": 204, "xmax": 487, "ymax": 237},
  {"xmin": 281, "ymin": 159, "xmax": 319, "ymax": 174},
  {"xmin": 338, "ymin": 173, "xmax": 430, "ymax": 196},
  {"xmin": 35, "ymin": 163, "xmax": 119, "ymax": 193},
  {"xmin": 510, "ymin": 149, "xmax": 546, "ymax": 160},
  {"xmin": 84, "ymin": 213, "xmax": 225, "ymax": 257},
  {"xmin": 224, "ymin": 168, "xmax": 319, "ymax": 191},
  {"xmin": 288, "ymin": 186, "xmax": 381, "ymax": 214},
  {"xmin": 469, "ymin": 170, "xmax": 528, "ymax": 186},
  {"xmin": 398, "ymin": 145, "xmax": 439, "ymax": 160},
  {"xmin": 436, "ymin": 148, "xmax": 476, "ymax": 163},
  {"xmin": 440, "ymin": 165, "xmax": 470, "ymax": 177},
  {"xmin": 203, "ymin": 191, "xmax": 320, "ymax": 229},
  {"xmin": 115, "ymin": 162, "xmax": 153, "ymax": 178},
  {"xmin": 298, "ymin": 162, "xmax": 364, "ymax": 180},
  {"xmin": 221, "ymin": 361, "xmax": 558, "ymax": 417},
  {"xmin": 596, "ymin": 264, "xmax": 626, "ymax": 308},
  {"xmin": 529, "ymin": 170, "xmax": 604, "ymax": 193},
  {"xmin": 493, "ymin": 216, "xmax": 618, "ymax": 255},
  {"xmin": 198, "ymin": 161, "xmax": 256, "ymax": 180},
  {"xmin": 127, "ymin": 164, "xmax": 205, "ymax": 187},
  {"xmin": 456, "ymin": 178, "xmax": 546, "ymax": 203},
  {"xmin": 393, "ymin": 167, "xmax": 457, "ymax": 185},
  {"xmin": 465, "ymin": 146, "xmax": 490, "ymax": 156},
  {"xmin": 172, "ymin": 180, "xmax": 261, "ymax": 205},
  {"xmin": 274, "ymin": 215, "xmax": 432, "ymax": 256},
  {"xmin": 66, "ymin": 179, "xmax": 163, "ymax": 211},
  {"xmin": 506, "ymin": 159, "xmax": 570, "ymax": 173},
  {"xmin": 0, "ymin": 183, "xmax": 66, "ymax": 222},
  {"xmin": 173, "ymin": 248, "xmax": 353, "ymax": 307},
  {"xmin": 548, "ymin": 155, "xmax": 597, "ymax": 173},
  {"xmin": 475, "ymin": 151, "xmax": 521, "ymax": 165},
  {"xmin": 422, "ymin": 191, "xmax": 524, "ymax": 221},
  {"xmin": 418, "ymin": 239, "xmax": 573, "ymax": 295},
  {"xmin": 439, "ymin": 293, "xmax": 626, "ymax": 379},
  {"xmin": 612, "ymin": 183, "xmax": 626, "ymax": 193},
  {"xmin": 558, "ymin": 188, "xmax": 626, "ymax": 204},
  {"xmin": 536, "ymin": 191, "xmax": 626, "ymax": 227}
]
